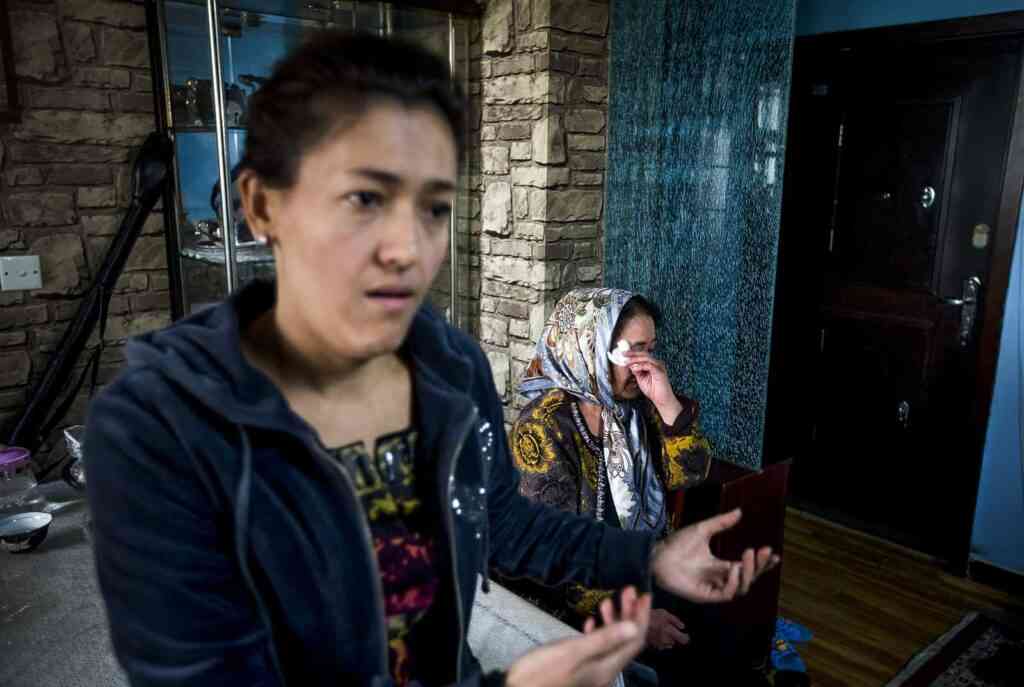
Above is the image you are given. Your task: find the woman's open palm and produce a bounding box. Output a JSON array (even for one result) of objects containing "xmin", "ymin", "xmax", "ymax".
[{"xmin": 651, "ymin": 509, "xmax": 780, "ymax": 603}]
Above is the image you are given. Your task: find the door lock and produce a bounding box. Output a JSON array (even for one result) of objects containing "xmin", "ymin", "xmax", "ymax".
[{"xmin": 941, "ymin": 276, "xmax": 982, "ymax": 347}]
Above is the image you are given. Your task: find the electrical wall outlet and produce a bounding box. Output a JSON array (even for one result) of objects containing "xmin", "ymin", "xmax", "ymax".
[{"xmin": 0, "ymin": 256, "xmax": 43, "ymax": 291}]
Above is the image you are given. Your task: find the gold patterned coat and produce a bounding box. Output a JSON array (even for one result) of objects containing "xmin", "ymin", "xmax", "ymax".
[{"xmin": 505, "ymin": 388, "xmax": 712, "ymax": 624}]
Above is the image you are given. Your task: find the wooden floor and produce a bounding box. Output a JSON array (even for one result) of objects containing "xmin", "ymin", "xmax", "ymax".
[{"xmin": 778, "ymin": 509, "xmax": 1024, "ymax": 687}]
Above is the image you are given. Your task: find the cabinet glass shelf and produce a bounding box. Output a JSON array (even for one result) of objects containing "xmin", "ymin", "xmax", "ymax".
[
  {"xmin": 174, "ymin": 126, "xmax": 248, "ymax": 134},
  {"xmin": 181, "ymin": 243, "xmax": 274, "ymax": 265}
]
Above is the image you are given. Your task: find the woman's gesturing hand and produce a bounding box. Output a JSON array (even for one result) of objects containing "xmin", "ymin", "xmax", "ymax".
[{"xmin": 506, "ymin": 587, "xmax": 652, "ymax": 687}]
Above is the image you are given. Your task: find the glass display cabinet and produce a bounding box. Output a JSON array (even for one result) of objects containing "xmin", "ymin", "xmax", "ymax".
[{"xmin": 145, "ymin": 0, "xmax": 479, "ymax": 321}]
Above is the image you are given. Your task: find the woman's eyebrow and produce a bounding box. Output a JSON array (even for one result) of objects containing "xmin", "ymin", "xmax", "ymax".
[{"xmin": 349, "ymin": 168, "xmax": 456, "ymax": 193}]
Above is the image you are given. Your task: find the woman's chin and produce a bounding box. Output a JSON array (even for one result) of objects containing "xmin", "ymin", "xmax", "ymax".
[{"xmin": 346, "ymin": 321, "xmax": 413, "ymax": 359}]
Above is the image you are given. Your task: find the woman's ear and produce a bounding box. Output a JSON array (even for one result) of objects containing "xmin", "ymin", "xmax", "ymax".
[{"xmin": 238, "ymin": 168, "xmax": 277, "ymax": 244}]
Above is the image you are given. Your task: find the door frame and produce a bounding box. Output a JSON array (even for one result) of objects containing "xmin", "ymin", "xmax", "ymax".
[{"xmin": 771, "ymin": 10, "xmax": 1024, "ymax": 574}]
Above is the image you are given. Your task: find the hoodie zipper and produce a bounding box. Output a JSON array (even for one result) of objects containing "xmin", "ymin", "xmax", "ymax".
[
  {"xmin": 442, "ymin": 404, "xmax": 480, "ymax": 684},
  {"xmin": 304, "ymin": 437, "xmax": 390, "ymax": 676}
]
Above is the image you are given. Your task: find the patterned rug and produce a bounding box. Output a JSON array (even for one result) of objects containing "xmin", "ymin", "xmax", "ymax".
[{"xmin": 886, "ymin": 612, "xmax": 1024, "ymax": 687}]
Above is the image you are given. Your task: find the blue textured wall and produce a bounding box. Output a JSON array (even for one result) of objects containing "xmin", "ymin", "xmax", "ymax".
[
  {"xmin": 972, "ymin": 198, "xmax": 1024, "ymax": 575},
  {"xmin": 605, "ymin": 1, "xmax": 797, "ymax": 467},
  {"xmin": 797, "ymin": 0, "xmax": 1024, "ymax": 574},
  {"xmin": 796, "ymin": 0, "xmax": 1024, "ymax": 35}
]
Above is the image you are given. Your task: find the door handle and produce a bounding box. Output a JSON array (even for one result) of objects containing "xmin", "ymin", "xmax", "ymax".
[
  {"xmin": 941, "ymin": 296, "xmax": 975, "ymax": 306},
  {"xmin": 941, "ymin": 276, "xmax": 982, "ymax": 347}
]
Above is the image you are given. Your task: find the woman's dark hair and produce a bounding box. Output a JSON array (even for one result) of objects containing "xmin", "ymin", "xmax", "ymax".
[
  {"xmin": 241, "ymin": 30, "xmax": 465, "ymax": 189},
  {"xmin": 611, "ymin": 295, "xmax": 662, "ymax": 345}
]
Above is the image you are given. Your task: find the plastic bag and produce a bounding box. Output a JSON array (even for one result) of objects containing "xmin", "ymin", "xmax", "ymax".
[{"xmin": 62, "ymin": 425, "xmax": 86, "ymax": 491}]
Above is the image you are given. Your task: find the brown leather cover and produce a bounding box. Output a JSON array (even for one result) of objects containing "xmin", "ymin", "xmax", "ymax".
[{"xmin": 669, "ymin": 459, "xmax": 791, "ymax": 668}]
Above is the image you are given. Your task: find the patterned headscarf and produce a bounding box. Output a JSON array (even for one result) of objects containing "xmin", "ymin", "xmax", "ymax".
[{"xmin": 519, "ymin": 288, "xmax": 667, "ymax": 533}]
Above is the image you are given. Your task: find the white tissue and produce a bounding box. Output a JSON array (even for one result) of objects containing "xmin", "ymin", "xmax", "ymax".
[{"xmin": 607, "ymin": 339, "xmax": 630, "ymax": 367}]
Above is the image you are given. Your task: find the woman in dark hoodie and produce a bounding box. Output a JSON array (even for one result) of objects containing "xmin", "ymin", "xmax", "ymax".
[{"xmin": 84, "ymin": 31, "xmax": 777, "ymax": 687}]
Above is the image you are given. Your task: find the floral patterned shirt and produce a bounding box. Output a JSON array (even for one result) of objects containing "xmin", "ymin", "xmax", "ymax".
[{"xmin": 330, "ymin": 430, "xmax": 437, "ymax": 686}]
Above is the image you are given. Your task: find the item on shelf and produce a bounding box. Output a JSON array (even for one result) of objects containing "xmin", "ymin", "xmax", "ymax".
[
  {"xmin": 172, "ymin": 78, "xmax": 215, "ymax": 128},
  {"xmin": 189, "ymin": 78, "xmax": 214, "ymax": 126},
  {"xmin": 212, "ymin": 164, "xmax": 255, "ymax": 244},
  {"xmin": 225, "ymin": 83, "xmax": 247, "ymax": 126},
  {"xmin": 194, "ymin": 218, "xmax": 222, "ymax": 245},
  {"xmin": 170, "ymin": 83, "xmax": 192, "ymax": 127},
  {"xmin": 173, "ymin": 79, "xmax": 252, "ymax": 128}
]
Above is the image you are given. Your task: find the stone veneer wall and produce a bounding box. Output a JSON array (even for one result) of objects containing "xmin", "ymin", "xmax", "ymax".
[
  {"xmin": 473, "ymin": 0, "xmax": 610, "ymax": 427},
  {"xmin": 0, "ymin": 0, "xmax": 166, "ymax": 468}
]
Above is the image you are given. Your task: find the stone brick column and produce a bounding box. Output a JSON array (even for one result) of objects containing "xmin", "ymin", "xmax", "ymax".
[
  {"xmin": 0, "ymin": 0, "xmax": 165, "ymax": 467},
  {"xmin": 473, "ymin": 0, "xmax": 609, "ymax": 425}
]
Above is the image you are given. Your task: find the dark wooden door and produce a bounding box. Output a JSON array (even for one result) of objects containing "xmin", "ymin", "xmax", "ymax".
[{"xmin": 767, "ymin": 36, "xmax": 1023, "ymax": 560}]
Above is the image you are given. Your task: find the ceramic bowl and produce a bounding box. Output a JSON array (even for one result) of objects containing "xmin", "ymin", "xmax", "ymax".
[{"xmin": 0, "ymin": 512, "xmax": 53, "ymax": 553}]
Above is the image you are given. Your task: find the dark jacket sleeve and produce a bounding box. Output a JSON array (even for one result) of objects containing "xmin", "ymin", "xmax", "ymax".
[
  {"xmin": 458, "ymin": 338, "xmax": 655, "ymax": 592},
  {"xmin": 84, "ymin": 373, "xmax": 281, "ymax": 687}
]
